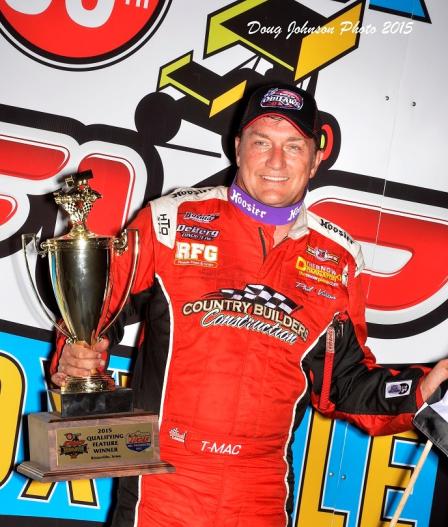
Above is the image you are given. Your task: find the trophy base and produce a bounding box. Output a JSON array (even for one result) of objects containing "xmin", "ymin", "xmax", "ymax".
[
  {"xmin": 17, "ymin": 459, "xmax": 174, "ymax": 482},
  {"xmin": 17, "ymin": 410, "xmax": 174, "ymax": 482},
  {"xmin": 49, "ymin": 387, "xmax": 133, "ymax": 417}
]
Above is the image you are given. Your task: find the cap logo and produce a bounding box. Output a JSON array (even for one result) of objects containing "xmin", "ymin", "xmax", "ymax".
[{"xmin": 260, "ymin": 88, "xmax": 303, "ymax": 111}]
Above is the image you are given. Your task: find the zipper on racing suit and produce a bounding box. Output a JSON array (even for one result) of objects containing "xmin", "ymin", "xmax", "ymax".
[
  {"xmin": 319, "ymin": 312, "xmax": 347, "ymax": 411},
  {"xmin": 258, "ymin": 227, "xmax": 268, "ymax": 260},
  {"xmin": 258, "ymin": 226, "xmax": 288, "ymax": 260}
]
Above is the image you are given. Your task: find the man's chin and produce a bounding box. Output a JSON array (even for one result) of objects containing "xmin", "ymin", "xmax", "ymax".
[{"xmin": 257, "ymin": 194, "xmax": 294, "ymax": 208}]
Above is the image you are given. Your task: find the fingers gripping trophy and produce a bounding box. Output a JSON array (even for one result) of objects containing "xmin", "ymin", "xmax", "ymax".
[{"xmin": 18, "ymin": 170, "xmax": 173, "ymax": 481}]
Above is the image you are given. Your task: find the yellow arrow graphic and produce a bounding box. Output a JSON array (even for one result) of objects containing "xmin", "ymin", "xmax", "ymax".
[
  {"xmin": 295, "ymin": 2, "xmax": 364, "ymax": 81},
  {"xmin": 205, "ymin": 0, "xmax": 269, "ymax": 57}
]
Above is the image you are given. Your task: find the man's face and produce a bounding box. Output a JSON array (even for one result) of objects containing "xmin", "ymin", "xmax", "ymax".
[{"xmin": 235, "ymin": 116, "xmax": 322, "ymax": 207}]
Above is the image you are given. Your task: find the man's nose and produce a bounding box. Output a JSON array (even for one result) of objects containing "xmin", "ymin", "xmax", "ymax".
[{"xmin": 266, "ymin": 146, "xmax": 285, "ymax": 169}]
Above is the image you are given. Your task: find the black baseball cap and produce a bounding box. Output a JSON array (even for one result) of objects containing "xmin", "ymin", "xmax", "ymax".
[{"xmin": 238, "ymin": 83, "xmax": 321, "ymax": 145}]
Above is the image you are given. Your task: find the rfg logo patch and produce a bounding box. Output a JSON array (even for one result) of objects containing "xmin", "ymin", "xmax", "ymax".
[
  {"xmin": 385, "ymin": 380, "xmax": 413, "ymax": 398},
  {"xmin": 175, "ymin": 242, "xmax": 218, "ymax": 268},
  {"xmin": 0, "ymin": 0, "xmax": 171, "ymax": 70}
]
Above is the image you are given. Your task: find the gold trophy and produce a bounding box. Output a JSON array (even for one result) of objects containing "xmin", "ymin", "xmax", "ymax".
[{"xmin": 18, "ymin": 171, "xmax": 173, "ymax": 481}]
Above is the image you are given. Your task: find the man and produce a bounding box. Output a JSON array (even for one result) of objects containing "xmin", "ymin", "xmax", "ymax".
[{"xmin": 51, "ymin": 84, "xmax": 448, "ymax": 527}]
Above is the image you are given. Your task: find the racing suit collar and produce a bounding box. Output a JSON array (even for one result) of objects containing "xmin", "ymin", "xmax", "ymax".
[
  {"xmin": 287, "ymin": 204, "xmax": 309, "ymax": 240},
  {"xmin": 228, "ymin": 180, "xmax": 307, "ymax": 226}
]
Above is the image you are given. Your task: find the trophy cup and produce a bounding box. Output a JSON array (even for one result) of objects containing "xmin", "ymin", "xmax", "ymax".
[{"xmin": 17, "ymin": 170, "xmax": 173, "ymax": 481}]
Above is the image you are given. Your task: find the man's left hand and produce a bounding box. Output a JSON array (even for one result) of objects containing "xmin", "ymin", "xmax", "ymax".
[{"xmin": 420, "ymin": 358, "xmax": 448, "ymax": 402}]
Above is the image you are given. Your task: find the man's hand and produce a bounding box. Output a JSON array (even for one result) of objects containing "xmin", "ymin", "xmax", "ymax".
[
  {"xmin": 420, "ymin": 358, "xmax": 448, "ymax": 403},
  {"xmin": 51, "ymin": 338, "xmax": 110, "ymax": 387}
]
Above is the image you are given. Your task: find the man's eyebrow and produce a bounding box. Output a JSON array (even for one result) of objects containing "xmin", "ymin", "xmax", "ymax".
[
  {"xmin": 250, "ymin": 131, "xmax": 269, "ymax": 139},
  {"xmin": 249, "ymin": 130, "xmax": 306, "ymax": 142}
]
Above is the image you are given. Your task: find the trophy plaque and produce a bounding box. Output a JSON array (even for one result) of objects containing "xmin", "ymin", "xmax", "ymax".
[{"xmin": 17, "ymin": 170, "xmax": 173, "ymax": 481}]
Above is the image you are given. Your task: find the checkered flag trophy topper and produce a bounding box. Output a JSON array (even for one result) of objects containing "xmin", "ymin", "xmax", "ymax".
[{"xmin": 53, "ymin": 171, "xmax": 102, "ymax": 232}]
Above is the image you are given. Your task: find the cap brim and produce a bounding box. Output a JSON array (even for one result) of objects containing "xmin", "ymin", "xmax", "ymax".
[{"xmin": 241, "ymin": 112, "xmax": 315, "ymax": 139}]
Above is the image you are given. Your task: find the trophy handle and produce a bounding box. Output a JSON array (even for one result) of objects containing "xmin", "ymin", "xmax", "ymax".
[
  {"xmin": 98, "ymin": 228, "xmax": 140, "ymax": 339},
  {"xmin": 22, "ymin": 233, "xmax": 72, "ymax": 340}
]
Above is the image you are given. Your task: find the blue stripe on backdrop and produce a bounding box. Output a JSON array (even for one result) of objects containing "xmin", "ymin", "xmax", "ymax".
[{"xmin": 369, "ymin": 0, "xmax": 427, "ymax": 18}]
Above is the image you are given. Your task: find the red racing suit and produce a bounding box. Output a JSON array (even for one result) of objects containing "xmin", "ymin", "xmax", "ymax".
[{"xmin": 52, "ymin": 186, "xmax": 427, "ymax": 527}]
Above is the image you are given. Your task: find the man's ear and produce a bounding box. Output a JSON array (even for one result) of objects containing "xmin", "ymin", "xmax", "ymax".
[
  {"xmin": 234, "ymin": 136, "xmax": 241, "ymax": 167},
  {"xmin": 309, "ymin": 148, "xmax": 324, "ymax": 180}
]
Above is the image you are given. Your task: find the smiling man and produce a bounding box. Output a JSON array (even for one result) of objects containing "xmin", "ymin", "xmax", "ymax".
[
  {"xmin": 236, "ymin": 87, "xmax": 322, "ymax": 206},
  {"xmin": 231, "ymin": 85, "xmax": 323, "ymax": 246},
  {"xmin": 51, "ymin": 83, "xmax": 448, "ymax": 527}
]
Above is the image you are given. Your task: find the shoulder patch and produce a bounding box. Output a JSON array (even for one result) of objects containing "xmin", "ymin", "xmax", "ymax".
[
  {"xmin": 151, "ymin": 186, "xmax": 227, "ymax": 248},
  {"xmin": 307, "ymin": 211, "xmax": 364, "ymax": 276}
]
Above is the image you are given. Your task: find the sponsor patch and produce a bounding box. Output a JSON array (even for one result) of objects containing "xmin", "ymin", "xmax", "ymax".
[
  {"xmin": 126, "ymin": 431, "xmax": 151, "ymax": 452},
  {"xmin": 157, "ymin": 213, "xmax": 171, "ymax": 236},
  {"xmin": 59, "ymin": 432, "xmax": 88, "ymax": 459},
  {"xmin": 169, "ymin": 428, "xmax": 186, "ymax": 443},
  {"xmin": 171, "ymin": 188, "xmax": 210, "ymax": 199},
  {"xmin": 385, "ymin": 380, "xmax": 413, "ymax": 398},
  {"xmin": 182, "ymin": 284, "xmax": 308, "ymax": 344},
  {"xmin": 177, "ymin": 224, "xmax": 219, "ymax": 241},
  {"xmin": 287, "ymin": 204, "xmax": 302, "ymax": 222},
  {"xmin": 230, "ymin": 188, "xmax": 268, "ymax": 220},
  {"xmin": 261, "ymin": 88, "xmax": 303, "ymax": 111},
  {"xmin": 296, "ymin": 256, "xmax": 342, "ymax": 286},
  {"xmin": 320, "ymin": 219, "xmax": 354, "ymax": 244},
  {"xmin": 175, "ymin": 241, "xmax": 218, "ymax": 267},
  {"xmin": 183, "ymin": 211, "xmax": 219, "ymax": 223},
  {"xmin": 306, "ymin": 245, "xmax": 340, "ymax": 264}
]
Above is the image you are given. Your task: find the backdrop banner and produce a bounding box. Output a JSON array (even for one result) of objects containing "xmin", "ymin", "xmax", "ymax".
[{"xmin": 0, "ymin": 1, "xmax": 447, "ymax": 526}]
